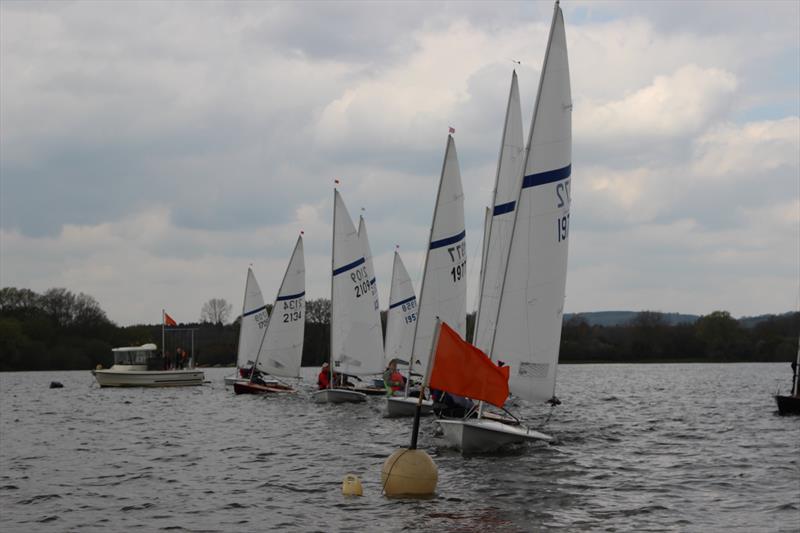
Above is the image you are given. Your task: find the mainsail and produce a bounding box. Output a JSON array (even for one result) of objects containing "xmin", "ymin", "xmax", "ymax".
[
  {"xmin": 331, "ymin": 190, "xmax": 384, "ymax": 376},
  {"xmin": 410, "ymin": 134, "xmax": 467, "ymax": 376},
  {"xmin": 384, "ymin": 251, "xmax": 417, "ymax": 365},
  {"xmin": 236, "ymin": 268, "xmax": 269, "ymax": 369},
  {"xmin": 254, "ymin": 236, "xmax": 306, "ymax": 378},
  {"xmin": 473, "ymin": 71, "xmax": 526, "ymax": 354},
  {"xmin": 490, "ymin": 4, "xmax": 572, "ymax": 403}
]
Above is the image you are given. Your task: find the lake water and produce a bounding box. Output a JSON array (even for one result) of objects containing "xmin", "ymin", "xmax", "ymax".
[{"xmin": 1, "ymin": 364, "xmax": 798, "ymax": 532}]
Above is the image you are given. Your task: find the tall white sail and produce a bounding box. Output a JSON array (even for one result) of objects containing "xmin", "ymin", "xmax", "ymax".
[
  {"xmin": 331, "ymin": 190, "xmax": 384, "ymax": 376},
  {"xmin": 255, "ymin": 236, "xmax": 306, "ymax": 378},
  {"xmin": 491, "ymin": 3, "xmax": 572, "ymax": 402},
  {"xmin": 384, "ymin": 251, "xmax": 417, "ymax": 365},
  {"xmin": 473, "ymin": 71, "xmax": 526, "ymax": 354},
  {"xmin": 410, "ymin": 134, "xmax": 467, "ymax": 375},
  {"xmin": 357, "ymin": 216, "xmax": 384, "ymax": 320},
  {"xmin": 237, "ymin": 268, "xmax": 269, "ymax": 369}
]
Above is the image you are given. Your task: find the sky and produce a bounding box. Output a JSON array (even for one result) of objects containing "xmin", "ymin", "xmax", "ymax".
[{"xmin": 1, "ymin": 0, "xmax": 798, "ymax": 326}]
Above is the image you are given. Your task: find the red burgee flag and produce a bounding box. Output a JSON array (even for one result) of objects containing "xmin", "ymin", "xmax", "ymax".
[
  {"xmin": 164, "ymin": 312, "xmax": 177, "ymax": 327},
  {"xmin": 427, "ymin": 322, "xmax": 510, "ymax": 408},
  {"xmin": 448, "ymin": 126, "xmax": 456, "ymax": 134}
]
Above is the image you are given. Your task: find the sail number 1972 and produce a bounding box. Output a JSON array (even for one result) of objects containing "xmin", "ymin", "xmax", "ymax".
[{"xmin": 447, "ymin": 241, "xmax": 466, "ymax": 283}]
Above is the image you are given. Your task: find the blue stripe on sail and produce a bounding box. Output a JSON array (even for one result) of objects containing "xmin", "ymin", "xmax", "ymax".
[
  {"xmin": 493, "ymin": 201, "xmax": 516, "ymax": 216},
  {"xmin": 276, "ymin": 291, "xmax": 305, "ymax": 301},
  {"xmin": 389, "ymin": 296, "xmax": 416, "ymax": 309},
  {"xmin": 333, "ymin": 257, "xmax": 365, "ymax": 276},
  {"xmin": 430, "ymin": 230, "xmax": 466, "ymax": 250},
  {"xmin": 522, "ymin": 164, "xmax": 571, "ymax": 189},
  {"xmin": 242, "ymin": 305, "xmax": 267, "ymax": 317}
]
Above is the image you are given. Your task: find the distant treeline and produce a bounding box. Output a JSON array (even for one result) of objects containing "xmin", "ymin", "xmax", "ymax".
[{"xmin": 0, "ymin": 287, "xmax": 797, "ymax": 371}]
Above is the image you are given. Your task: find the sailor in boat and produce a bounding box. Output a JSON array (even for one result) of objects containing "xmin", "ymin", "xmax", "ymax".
[
  {"xmin": 383, "ymin": 359, "xmax": 406, "ymax": 396},
  {"xmin": 431, "ymin": 389, "xmax": 474, "ymax": 418},
  {"xmin": 317, "ymin": 362, "xmax": 331, "ymax": 390}
]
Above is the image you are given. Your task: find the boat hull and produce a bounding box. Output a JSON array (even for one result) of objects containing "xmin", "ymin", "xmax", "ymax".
[
  {"xmin": 436, "ymin": 418, "xmax": 552, "ymax": 453},
  {"xmin": 233, "ymin": 382, "xmax": 294, "ymax": 395},
  {"xmin": 386, "ymin": 396, "xmax": 433, "ymax": 418},
  {"xmin": 775, "ymin": 394, "xmax": 800, "ymax": 415},
  {"xmin": 93, "ymin": 369, "xmax": 204, "ymax": 388},
  {"xmin": 312, "ymin": 388, "xmax": 366, "ymax": 404}
]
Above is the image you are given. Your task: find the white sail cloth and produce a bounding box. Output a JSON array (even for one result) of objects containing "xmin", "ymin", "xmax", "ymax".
[
  {"xmin": 255, "ymin": 236, "xmax": 306, "ymax": 378},
  {"xmin": 331, "ymin": 190, "xmax": 385, "ymax": 376},
  {"xmin": 491, "ymin": 5, "xmax": 572, "ymax": 403}
]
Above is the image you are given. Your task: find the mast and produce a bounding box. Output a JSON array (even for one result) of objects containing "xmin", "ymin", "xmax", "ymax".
[
  {"xmin": 161, "ymin": 309, "xmax": 165, "ymax": 366},
  {"xmin": 330, "ymin": 188, "xmax": 337, "ymax": 387},
  {"xmin": 487, "ymin": 0, "xmax": 565, "ymax": 401},
  {"xmin": 406, "ymin": 134, "xmax": 453, "ymax": 395},
  {"xmin": 235, "ymin": 269, "xmax": 250, "ymax": 372},
  {"xmin": 794, "ymin": 337, "xmax": 799, "ymax": 396},
  {"xmin": 385, "ymin": 251, "xmax": 399, "ymax": 354},
  {"xmin": 472, "ymin": 207, "xmax": 491, "ymax": 343}
]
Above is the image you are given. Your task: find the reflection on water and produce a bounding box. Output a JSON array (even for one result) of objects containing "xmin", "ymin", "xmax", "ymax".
[{"xmin": 1, "ymin": 364, "xmax": 798, "ymax": 532}]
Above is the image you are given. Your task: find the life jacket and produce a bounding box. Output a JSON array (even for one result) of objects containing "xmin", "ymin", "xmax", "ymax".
[
  {"xmin": 318, "ymin": 370, "xmax": 330, "ymax": 390},
  {"xmin": 389, "ymin": 370, "xmax": 404, "ymax": 392}
]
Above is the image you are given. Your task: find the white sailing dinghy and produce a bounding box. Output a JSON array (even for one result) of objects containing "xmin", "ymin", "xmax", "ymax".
[
  {"xmin": 387, "ymin": 133, "xmax": 467, "ymax": 417},
  {"xmin": 438, "ymin": 1, "xmax": 572, "ymax": 452},
  {"xmin": 313, "ymin": 190, "xmax": 385, "ymax": 403},
  {"xmin": 234, "ymin": 236, "xmax": 306, "ymax": 394},
  {"xmin": 225, "ymin": 268, "xmax": 270, "ymax": 386}
]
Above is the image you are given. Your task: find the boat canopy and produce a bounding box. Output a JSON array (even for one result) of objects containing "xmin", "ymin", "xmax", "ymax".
[{"xmin": 111, "ymin": 343, "xmax": 158, "ymax": 365}]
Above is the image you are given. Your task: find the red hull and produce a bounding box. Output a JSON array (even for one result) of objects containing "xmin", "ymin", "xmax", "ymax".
[{"xmin": 233, "ymin": 382, "xmax": 294, "ymax": 395}]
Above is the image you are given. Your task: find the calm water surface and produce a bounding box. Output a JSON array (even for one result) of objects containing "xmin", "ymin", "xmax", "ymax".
[{"xmin": 1, "ymin": 364, "xmax": 798, "ymax": 532}]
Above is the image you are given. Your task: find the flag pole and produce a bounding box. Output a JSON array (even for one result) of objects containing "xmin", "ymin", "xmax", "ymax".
[
  {"xmin": 161, "ymin": 309, "xmax": 165, "ymax": 363},
  {"xmin": 410, "ymin": 317, "xmax": 441, "ymax": 450}
]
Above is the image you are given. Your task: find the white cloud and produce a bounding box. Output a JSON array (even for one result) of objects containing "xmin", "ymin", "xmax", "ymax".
[{"xmin": 692, "ymin": 117, "xmax": 800, "ymax": 179}]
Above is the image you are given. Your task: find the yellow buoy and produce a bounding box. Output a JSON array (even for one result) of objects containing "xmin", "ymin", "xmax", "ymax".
[
  {"xmin": 341, "ymin": 474, "xmax": 363, "ymax": 496},
  {"xmin": 381, "ymin": 448, "xmax": 438, "ymax": 497}
]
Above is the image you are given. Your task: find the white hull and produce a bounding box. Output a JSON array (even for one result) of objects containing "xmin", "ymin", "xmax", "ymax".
[
  {"xmin": 386, "ymin": 396, "xmax": 433, "ymax": 418},
  {"xmin": 436, "ymin": 418, "xmax": 552, "ymax": 453},
  {"xmin": 312, "ymin": 388, "xmax": 367, "ymax": 404},
  {"xmin": 93, "ymin": 368, "xmax": 204, "ymax": 388}
]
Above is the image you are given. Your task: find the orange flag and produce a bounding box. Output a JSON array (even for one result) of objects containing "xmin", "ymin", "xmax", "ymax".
[
  {"xmin": 428, "ymin": 322, "xmax": 510, "ymax": 408},
  {"xmin": 164, "ymin": 312, "xmax": 177, "ymax": 327}
]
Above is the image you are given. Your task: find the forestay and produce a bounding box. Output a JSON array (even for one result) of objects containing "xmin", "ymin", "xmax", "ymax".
[
  {"xmin": 410, "ymin": 135, "xmax": 467, "ymax": 375},
  {"xmin": 473, "ymin": 71, "xmax": 526, "ymax": 355},
  {"xmin": 384, "ymin": 251, "xmax": 417, "ymax": 366},
  {"xmin": 255, "ymin": 236, "xmax": 306, "ymax": 378},
  {"xmin": 491, "ymin": 5, "xmax": 572, "ymax": 403},
  {"xmin": 237, "ymin": 268, "xmax": 269, "ymax": 369},
  {"xmin": 331, "ymin": 190, "xmax": 385, "ymax": 376}
]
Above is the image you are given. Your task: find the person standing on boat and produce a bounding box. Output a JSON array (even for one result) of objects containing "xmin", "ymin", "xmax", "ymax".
[
  {"xmin": 383, "ymin": 359, "xmax": 405, "ymax": 395},
  {"xmin": 318, "ymin": 362, "xmax": 331, "ymax": 390}
]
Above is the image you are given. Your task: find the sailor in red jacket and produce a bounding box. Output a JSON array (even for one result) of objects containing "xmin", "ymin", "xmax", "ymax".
[{"xmin": 318, "ymin": 362, "xmax": 331, "ymax": 390}]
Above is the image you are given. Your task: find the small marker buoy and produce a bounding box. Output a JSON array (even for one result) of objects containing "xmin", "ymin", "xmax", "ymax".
[
  {"xmin": 49, "ymin": 381, "xmax": 63, "ymax": 389},
  {"xmin": 381, "ymin": 448, "xmax": 437, "ymax": 497},
  {"xmin": 341, "ymin": 474, "xmax": 363, "ymax": 496},
  {"xmin": 95, "ymin": 364, "xmax": 103, "ymax": 370}
]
